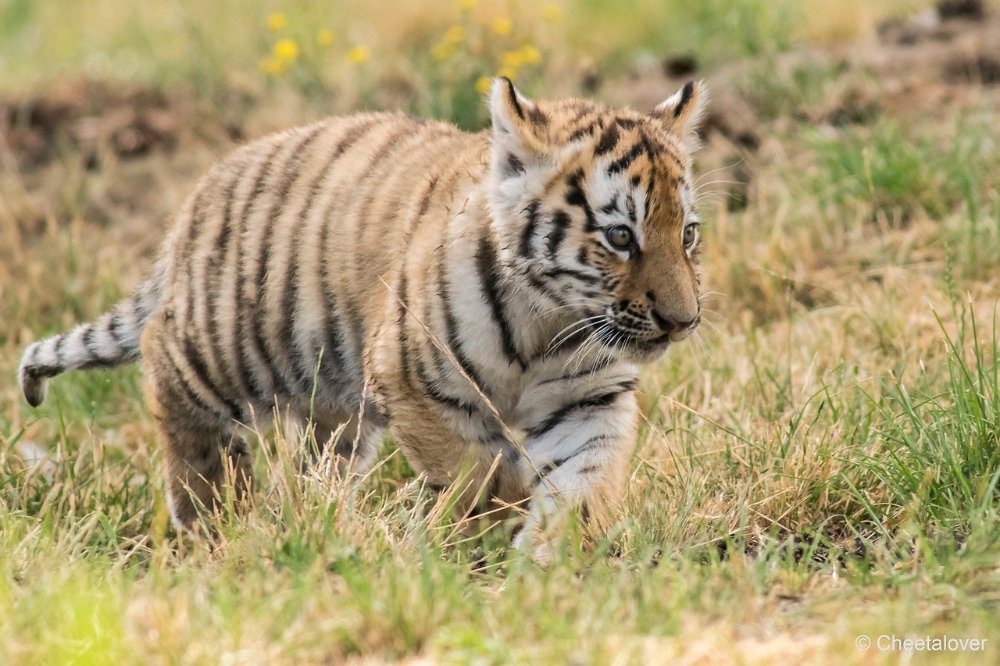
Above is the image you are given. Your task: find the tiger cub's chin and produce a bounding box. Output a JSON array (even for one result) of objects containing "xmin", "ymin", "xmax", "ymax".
[{"xmin": 18, "ymin": 77, "xmax": 707, "ymax": 554}]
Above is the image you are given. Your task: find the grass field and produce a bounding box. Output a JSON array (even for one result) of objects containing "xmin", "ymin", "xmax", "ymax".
[{"xmin": 2, "ymin": 0, "xmax": 999, "ymax": 663}]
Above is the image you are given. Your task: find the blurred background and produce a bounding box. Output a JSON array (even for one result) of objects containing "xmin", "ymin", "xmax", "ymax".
[{"xmin": 2, "ymin": 0, "xmax": 993, "ymax": 129}]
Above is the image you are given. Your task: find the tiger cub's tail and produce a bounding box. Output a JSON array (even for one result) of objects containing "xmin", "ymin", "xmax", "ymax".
[{"xmin": 18, "ymin": 264, "xmax": 165, "ymax": 407}]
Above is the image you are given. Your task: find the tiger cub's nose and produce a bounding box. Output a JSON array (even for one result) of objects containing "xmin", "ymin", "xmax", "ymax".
[{"xmin": 650, "ymin": 307, "xmax": 700, "ymax": 334}]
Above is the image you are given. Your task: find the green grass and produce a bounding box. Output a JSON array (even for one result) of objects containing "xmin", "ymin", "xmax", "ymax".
[{"xmin": 2, "ymin": 1, "xmax": 1000, "ymax": 663}]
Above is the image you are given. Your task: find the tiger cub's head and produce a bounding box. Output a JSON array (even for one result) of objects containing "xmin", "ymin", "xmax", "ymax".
[{"xmin": 486, "ymin": 78, "xmax": 707, "ymax": 362}]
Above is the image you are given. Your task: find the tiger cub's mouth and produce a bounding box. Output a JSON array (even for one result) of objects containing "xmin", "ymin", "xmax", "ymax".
[{"xmin": 587, "ymin": 318, "xmax": 674, "ymax": 360}]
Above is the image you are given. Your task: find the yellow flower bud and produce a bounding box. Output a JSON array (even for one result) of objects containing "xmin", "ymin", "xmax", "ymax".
[
  {"xmin": 266, "ymin": 12, "xmax": 287, "ymax": 31},
  {"xmin": 272, "ymin": 39, "xmax": 299, "ymax": 63},
  {"xmin": 346, "ymin": 45, "xmax": 370, "ymax": 64},
  {"xmin": 317, "ymin": 29, "xmax": 334, "ymax": 48},
  {"xmin": 443, "ymin": 25, "xmax": 466, "ymax": 44},
  {"xmin": 259, "ymin": 56, "xmax": 288, "ymax": 76},
  {"xmin": 519, "ymin": 45, "xmax": 541, "ymax": 65},
  {"xmin": 490, "ymin": 18, "xmax": 513, "ymax": 36},
  {"xmin": 431, "ymin": 41, "xmax": 454, "ymax": 61}
]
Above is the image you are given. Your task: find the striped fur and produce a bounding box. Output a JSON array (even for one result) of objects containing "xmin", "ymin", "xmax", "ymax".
[{"xmin": 18, "ymin": 78, "xmax": 707, "ymax": 546}]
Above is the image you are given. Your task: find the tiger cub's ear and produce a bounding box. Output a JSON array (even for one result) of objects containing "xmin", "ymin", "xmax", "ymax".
[
  {"xmin": 652, "ymin": 80, "xmax": 708, "ymax": 152},
  {"xmin": 488, "ymin": 77, "xmax": 549, "ymax": 179}
]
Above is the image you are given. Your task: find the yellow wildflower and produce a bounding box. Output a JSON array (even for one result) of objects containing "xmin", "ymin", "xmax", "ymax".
[
  {"xmin": 266, "ymin": 12, "xmax": 287, "ymax": 31},
  {"xmin": 490, "ymin": 17, "xmax": 513, "ymax": 36},
  {"xmin": 317, "ymin": 29, "xmax": 335, "ymax": 48},
  {"xmin": 431, "ymin": 24, "xmax": 465, "ymax": 60},
  {"xmin": 259, "ymin": 56, "xmax": 288, "ymax": 76},
  {"xmin": 475, "ymin": 76, "xmax": 493, "ymax": 94},
  {"xmin": 498, "ymin": 66, "xmax": 517, "ymax": 80},
  {"xmin": 443, "ymin": 25, "xmax": 466, "ymax": 44},
  {"xmin": 458, "ymin": 0, "xmax": 475, "ymax": 10},
  {"xmin": 519, "ymin": 45, "xmax": 542, "ymax": 65},
  {"xmin": 272, "ymin": 38, "xmax": 299, "ymax": 62},
  {"xmin": 542, "ymin": 4, "xmax": 562, "ymax": 22},
  {"xmin": 500, "ymin": 46, "xmax": 540, "ymax": 71},
  {"xmin": 500, "ymin": 50, "xmax": 524, "ymax": 70},
  {"xmin": 346, "ymin": 45, "xmax": 370, "ymax": 64},
  {"xmin": 431, "ymin": 41, "xmax": 455, "ymax": 61}
]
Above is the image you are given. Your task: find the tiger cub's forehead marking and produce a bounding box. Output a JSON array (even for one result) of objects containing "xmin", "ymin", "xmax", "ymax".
[{"xmin": 555, "ymin": 116, "xmax": 694, "ymax": 247}]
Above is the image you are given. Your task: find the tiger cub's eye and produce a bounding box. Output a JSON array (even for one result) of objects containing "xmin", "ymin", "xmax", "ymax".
[
  {"xmin": 606, "ymin": 225, "xmax": 633, "ymax": 250},
  {"xmin": 683, "ymin": 223, "xmax": 698, "ymax": 248}
]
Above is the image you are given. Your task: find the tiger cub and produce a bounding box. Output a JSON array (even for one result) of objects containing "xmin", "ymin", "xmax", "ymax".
[{"xmin": 19, "ymin": 78, "xmax": 705, "ymax": 549}]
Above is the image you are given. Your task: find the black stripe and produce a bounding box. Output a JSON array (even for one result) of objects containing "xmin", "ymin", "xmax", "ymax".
[
  {"xmin": 527, "ymin": 105, "xmax": 547, "ymax": 125},
  {"xmin": 160, "ymin": 342, "xmax": 222, "ymax": 417},
  {"xmin": 504, "ymin": 153, "xmax": 525, "ymax": 178},
  {"xmin": 437, "ymin": 245, "xmax": 491, "ymax": 396},
  {"xmin": 475, "ymin": 234, "xmax": 525, "ymax": 370},
  {"xmin": 565, "ymin": 170, "xmax": 598, "ymax": 231},
  {"xmin": 568, "ymin": 118, "xmax": 602, "ymax": 143},
  {"xmin": 316, "ymin": 222, "xmax": 353, "ymax": 390},
  {"xmin": 183, "ymin": 186, "xmax": 214, "ymax": 345},
  {"xmin": 296, "ymin": 119, "xmax": 385, "ymax": 392},
  {"xmin": 350, "ymin": 126, "xmax": 453, "ymax": 292},
  {"xmin": 183, "ymin": 336, "xmax": 242, "ymax": 419},
  {"xmin": 320, "ymin": 123, "xmax": 413, "ymax": 390},
  {"xmin": 107, "ymin": 313, "xmax": 123, "ymax": 345},
  {"xmin": 616, "ymin": 117, "xmax": 638, "ymax": 130},
  {"xmin": 249, "ymin": 125, "xmax": 326, "ymax": 397},
  {"xmin": 542, "ymin": 267, "xmax": 599, "ymax": 285},
  {"xmin": 532, "ymin": 436, "xmax": 614, "ymax": 484},
  {"xmin": 599, "ymin": 196, "xmax": 620, "ymax": 215},
  {"xmin": 526, "ymin": 273, "xmax": 566, "ymax": 306},
  {"xmin": 134, "ymin": 286, "xmax": 153, "ymax": 325},
  {"xmin": 504, "ymin": 78, "xmax": 525, "ymax": 121},
  {"xmin": 345, "ymin": 119, "xmax": 424, "ymax": 284},
  {"xmin": 182, "ymin": 182, "xmax": 231, "ymax": 405},
  {"xmin": 518, "ymin": 199, "xmax": 541, "ymax": 258},
  {"xmin": 607, "ymin": 142, "xmax": 645, "ymax": 175},
  {"xmin": 526, "ymin": 383, "xmax": 635, "ymax": 439},
  {"xmin": 394, "ymin": 170, "xmax": 448, "ymax": 390},
  {"xmin": 414, "ymin": 357, "xmax": 477, "ymax": 415},
  {"xmin": 674, "ymin": 81, "xmax": 694, "ymax": 119},
  {"xmin": 595, "ymin": 122, "xmax": 620, "ymax": 156},
  {"xmin": 649, "ymin": 130, "xmax": 686, "ymax": 171},
  {"xmin": 544, "ymin": 210, "xmax": 571, "ymax": 258},
  {"xmin": 81, "ymin": 324, "xmax": 98, "ymax": 357},
  {"xmin": 203, "ymin": 173, "xmax": 240, "ymax": 391},
  {"xmin": 340, "ymin": 301, "xmax": 367, "ymax": 371},
  {"xmin": 625, "ymin": 193, "xmax": 637, "ymax": 223},
  {"xmin": 537, "ymin": 367, "xmax": 619, "ymax": 386},
  {"xmin": 282, "ymin": 119, "xmax": 380, "ymax": 391},
  {"xmin": 228, "ymin": 141, "xmax": 287, "ymax": 400},
  {"xmin": 53, "ymin": 330, "xmax": 66, "ymax": 361},
  {"xmin": 396, "ymin": 271, "xmax": 412, "ymax": 388}
]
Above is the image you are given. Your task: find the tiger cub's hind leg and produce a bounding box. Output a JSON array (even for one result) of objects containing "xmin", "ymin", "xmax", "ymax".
[{"xmin": 141, "ymin": 317, "xmax": 253, "ymax": 534}]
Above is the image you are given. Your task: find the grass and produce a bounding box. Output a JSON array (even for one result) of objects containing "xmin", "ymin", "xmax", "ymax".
[{"xmin": 2, "ymin": 0, "xmax": 1000, "ymax": 663}]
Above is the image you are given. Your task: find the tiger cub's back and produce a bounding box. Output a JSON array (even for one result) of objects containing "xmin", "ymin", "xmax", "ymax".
[{"xmin": 157, "ymin": 112, "xmax": 487, "ymax": 417}]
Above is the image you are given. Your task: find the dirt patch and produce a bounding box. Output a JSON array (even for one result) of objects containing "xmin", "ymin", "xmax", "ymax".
[
  {"xmin": 1, "ymin": 80, "xmax": 182, "ymax": 170},
  {"xmin": 947, "ymin": 55, "xmax": 1000, "ymax": 85}
]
